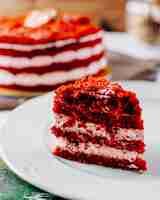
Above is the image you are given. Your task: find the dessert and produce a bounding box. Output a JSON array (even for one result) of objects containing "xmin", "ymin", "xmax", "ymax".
[
  {"xmin": 51, "ymin": 77, "xmax": 147, "ymax": 172},
  {"xmin": 0, "ymin": 9, "xmax": 110, "ymax": 97}
]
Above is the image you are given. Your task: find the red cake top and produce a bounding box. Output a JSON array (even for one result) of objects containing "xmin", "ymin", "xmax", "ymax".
[
  {"xmin": 56, "ymin": 76, "xmax": 135, "ymax": 101},
  {"xmin": 54, "ymin": 77, "xmax": 143, "ymax": 130},
  {"xmin": 0, "ymin": 9, "xmax": 100, "ymax": 44}
]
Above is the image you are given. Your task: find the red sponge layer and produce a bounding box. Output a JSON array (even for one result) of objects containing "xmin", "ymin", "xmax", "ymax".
[
  {"xmin": 53, "ymin": 147, "xmax": 147, "ymax": 172},
  {"xmin": 0, "ymin": 69, "xmax": 108, "ymax": 92},
  {"xmin": 51, "ymin": 127, "xmax": 145, "ymax": 153},
  {"xmin": 53, "ymin": 77, "xmax": 143, "ymax": 131},
  {"xmin": 0, "ymin": 52, "xmax": 104, "ymax": 75}
]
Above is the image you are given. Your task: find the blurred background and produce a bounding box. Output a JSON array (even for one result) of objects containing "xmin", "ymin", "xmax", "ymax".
[
  {"xmin": 1, "ymin": 0, "xmax": 159, "ymax": 82},
  {"xmin": 0, "ymin": 0, "xmax": 126, "ymax": 31}
]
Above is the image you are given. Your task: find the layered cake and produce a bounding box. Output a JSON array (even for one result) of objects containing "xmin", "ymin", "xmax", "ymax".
[
  {"xmin": 51, "ymin": 77, "xmax": 147, "ymax": 172},
  {"xmin": 0, "ymin": 9, "xmax": 110, "ymax": 97}
]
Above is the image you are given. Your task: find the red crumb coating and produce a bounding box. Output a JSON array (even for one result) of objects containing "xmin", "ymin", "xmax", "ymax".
[
  {"xmin": 53, "ymin": 147, "xmax": 147, "ymax": 172},
  {"xmin": 53, "ymin": 77, "xmax": 144, "ymax": 131},
  {"xmin": 0, "ymin": 14, "xmax": 100, "ymax": 44},
  {"xmin": 51, "ymin": 127, "xmax": 145, "ymax": 153}
]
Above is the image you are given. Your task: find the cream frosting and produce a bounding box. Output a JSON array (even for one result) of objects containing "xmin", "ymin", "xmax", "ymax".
[
  {"xmin": 54, "ymin": 137, "xmax": 143, "ymax": 162},
  {"xmin": 0, "ymin": 57, "xmax": 106, "ymax": 86},
  {"xmin": 0, "ymin": 43, "xmax": 104, "ymax": 68},
  {"xmin": 0, "ymin": 31, "xmax": 103, "ymax": 52},
  {"xmin": 24, "ymin": 9, "xmax": 58, "ymax": 28},
  {"xmin": 54, "ymin": 114, "xmax": 144, "ymax": 141}
]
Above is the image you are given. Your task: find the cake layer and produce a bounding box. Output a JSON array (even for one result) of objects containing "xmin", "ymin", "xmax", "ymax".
[
  {"xmin": 53, "ymin": 138, "xmax": 147, "ymax": 171},
  {"xmin": 0, "ymin": 43, "xmax": 103, "ymax": 68},
  {"xmin": 52, "ymin": 115, "xmax": 144, "ymax": 153},
  {"xmin": 0, "ymin": 69, "xmax": 109, "ymax": 93},
  {"xmin": 52, "ymin": 127, "xmax": 145, "ymax": 153},
  {"xmin": 53, "ymin": 108, "xmax": 143, "ymax": 131},
  {"xmin": 0, "ymin": 13, "xmax": 100, "ymax": 44},
  {"xmin": 0, "ymin": 57, "xmax": 106, "ymax": 87},
  {"xmin": 0, "ymin": 52, "xmax": 104, "ymax": 74},
  {"xmin": 53, "ymin": 114, "xmax": 143, "ymax": 140},
  {"xmin": 52, "ymin": 115, "xmax": 143, "ymax": 131},
  {"xmin": 53, "ymin": 78, "xmax": 143, "ymax": 130},
  {"xmin": 0, "ymin": 39, "xmax": 102, "ymax": 58},
  {"xmin": 0, "ymin": 31, "xmax": 103, "ymax": 54},
  {"xmin": 54, "ymin": 148, "xmax": 146, "ymax": 171},
  {"xmin": 54, "ymin": 137, "xmax": 143, "ymax": 161},
  {"xmin": 51, "ymin": 114, "xmax": 145, "ymax": 153}
]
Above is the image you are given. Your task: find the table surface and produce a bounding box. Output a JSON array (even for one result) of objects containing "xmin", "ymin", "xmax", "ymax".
[{"xmin": 0, "ymin": 33, "xmax": 159, "ymax": 199}]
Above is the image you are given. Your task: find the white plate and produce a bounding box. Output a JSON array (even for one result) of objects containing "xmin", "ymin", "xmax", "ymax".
[
  {"xmin": 104, "ymin": 32, "xmax": 160, "ymax": 61},
  {"xmin": 1, "ymin": 81, "xmax": 160, "ymax": 200}
]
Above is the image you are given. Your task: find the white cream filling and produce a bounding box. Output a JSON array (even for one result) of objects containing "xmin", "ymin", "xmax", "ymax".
[
  {"xmin": 24, "ymin": 9, "xmax": 58, "ymax": 28},
  {"xmin": 0, "ymin": 31, "xmax": 103, "ymax": 52},
  {"xmin": 0, "ymin": 57, "xmax": 106, "ymax": 86},
  {"xmin": 54, "ymin": 114, "xmax": 144, "ymax": 141},
  {"xmin": 0, "ymin": 43, "xmax": 104, "ymax": 68},
  {"xmin": 54, "ymin": 137, "xmax": 143, "ymax": 162}
]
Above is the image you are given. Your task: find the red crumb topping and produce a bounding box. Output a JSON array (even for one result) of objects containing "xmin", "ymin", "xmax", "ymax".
[
  {"xmin": 0, "ymin": 13, "xmax": 100, "ymax": 44},
  {"xmin": 53, "ymin": 77, "xmax": 144, "ymax": 131}
]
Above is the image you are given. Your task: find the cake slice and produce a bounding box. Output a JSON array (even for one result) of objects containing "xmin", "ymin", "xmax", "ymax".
[{"xmin": 51, "ymin": 77, "xmax": 147, "ymax": 172}]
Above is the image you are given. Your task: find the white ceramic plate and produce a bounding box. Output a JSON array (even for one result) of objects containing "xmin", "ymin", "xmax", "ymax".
[{"xmin": 1, "ymin": 81, "xmax": 160, "ymax": 200}]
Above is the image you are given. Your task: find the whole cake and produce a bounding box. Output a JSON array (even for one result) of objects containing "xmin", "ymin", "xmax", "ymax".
[
  {"xmin": 51, "ymin": 77, "xmax": 147, "ymax": 172},
  {"xmin": 0, "ymin": 9, "xmax": 110, "ymax": 97}
]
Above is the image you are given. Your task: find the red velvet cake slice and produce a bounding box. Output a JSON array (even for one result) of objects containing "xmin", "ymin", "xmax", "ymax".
[{"xmin": 51, "ymin": 77, "xmax": 147, "ymax": 172}]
